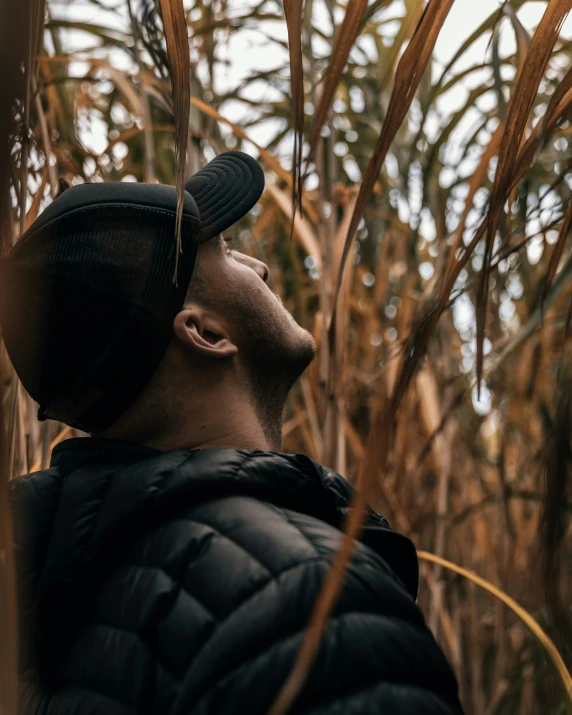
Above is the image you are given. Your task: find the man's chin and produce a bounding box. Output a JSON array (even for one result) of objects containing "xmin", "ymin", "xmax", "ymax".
[
  {"xmin": 271, "ymin": 318, "xmax": 316, "ymax": 377},
  {"xmin": 293, "ymin": 325, "xmax": 317, "ymax": 370},
  {"xmin": 303, "ymin": 329, "xmax": 317, "ymax": 361}
]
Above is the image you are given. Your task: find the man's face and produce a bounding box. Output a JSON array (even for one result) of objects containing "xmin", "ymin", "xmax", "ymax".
[{"xmin": 190, "ymin": 234, "xmax": 316, "ymax": 402}]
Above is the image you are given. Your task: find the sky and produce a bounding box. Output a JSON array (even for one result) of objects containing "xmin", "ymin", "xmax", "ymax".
[
  {"xmin": 215, "ymin": 0, "xmax": 570, "ymax": 129},
  {"xmin": 57, "ymin": 0, "xmax": 572, "ymax": 152}
]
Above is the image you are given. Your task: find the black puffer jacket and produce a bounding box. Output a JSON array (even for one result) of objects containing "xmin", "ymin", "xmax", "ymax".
[{"xmin": 11, "ymin": 437, "xmax": 464, "ymax": 714}]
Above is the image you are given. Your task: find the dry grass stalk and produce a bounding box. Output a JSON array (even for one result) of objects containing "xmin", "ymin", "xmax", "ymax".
[
  {"xmin": 0, "ymin": 357, "xmax": 18, "ymax": 715},
  {"xmin": 542, "ymin": 199, "xmax": 572, "ymax": 312},
  {"xmin": 477, "ymin": 0, "xmax": 571, "ymax": 394},
  {"xmin": 0, "ymin": 0, "xmax": 44, "ymax": 709},
  {"xmin": 418, "ymin": 550, "xmax": 572, "ymax": 711},
  {"xmin": 331, "ymin": 0, "xmax": 455, "ymax": 308},
  {"xmin": 157, "ymin": 0, "xmax": 190, "ymax": 286},
  {"xmin": 266, "ymin": 183, "xmax": 321, "ymax": 267},
  {"xmin": 283, "ymin": 0, "xmax": 305, "ymax": 221},
  {"xmin": 308, "ymin": 0, "xmax": 368, "ymax": 163},
  {"xmin": 127, "ymin": 0, "xmax": 156, "ymax": 183},
  {"xmin": 2, "ymin": 2, "xmax": 572, "ymax": 713}
]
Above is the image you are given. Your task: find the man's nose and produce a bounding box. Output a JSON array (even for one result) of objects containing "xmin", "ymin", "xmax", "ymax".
[
  {"xmin": 247, "ymin": 256, "xmax": 270, "ymax": 284},
  {"xmin": 256, "ymin": 259, "xmax": 270, "ymax": 284},
  {"xmin": 232, "ymin": 250, "xmax": 271, "ymax": 284}
]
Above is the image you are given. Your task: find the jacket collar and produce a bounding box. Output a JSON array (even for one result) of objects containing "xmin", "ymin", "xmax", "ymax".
[
  {"xmin": 45, "ymin": 437, "xmax": 419, "ymax": 601},
  {"xmin": 50, "ymin": 436, "xmax": 161, "ymax": 470}
]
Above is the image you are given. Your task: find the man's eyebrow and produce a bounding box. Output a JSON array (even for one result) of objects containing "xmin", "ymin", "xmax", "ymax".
[{"xmin": 208, "ymin": 234, "xmax": 224, "ymax": 252}]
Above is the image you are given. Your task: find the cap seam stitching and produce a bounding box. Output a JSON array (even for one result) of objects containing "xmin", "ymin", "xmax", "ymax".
[
  {"xmin": 192, "ymin": 159, "xmax": 252, "ymax": 205},
  {"xmin": 196, "ymin": 178, "xmax": 255, "ymax": 217}
]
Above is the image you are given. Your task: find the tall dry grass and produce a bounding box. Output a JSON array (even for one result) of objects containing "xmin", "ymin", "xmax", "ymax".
[
  {"xmin": 0, "ymin": 1, "xmax": 45, "ymax": 712},
  {"xmin": 1, "ymin": 0, "xmax": 572, "ymax": 713}
]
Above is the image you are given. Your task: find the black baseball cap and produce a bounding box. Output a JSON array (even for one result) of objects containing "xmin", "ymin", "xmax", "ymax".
[{"xmin": 0, "ymin": 150, "xmax": 264, "ymax": 433}]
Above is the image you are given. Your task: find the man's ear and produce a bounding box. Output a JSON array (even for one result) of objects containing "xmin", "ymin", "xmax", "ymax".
[{"xmin": 173, "ymin": 307, "xmax": 238, "ymax": 360}]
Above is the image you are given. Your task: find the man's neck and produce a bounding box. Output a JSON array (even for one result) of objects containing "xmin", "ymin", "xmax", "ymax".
[
  {"xmin": 96, "ymin": 372, "xmax": 286, "ymax": 453},
  {"xmin": 141, "ymin": 396, "xmax": 282, "ymax": 453},
  {"xmin": 142, "ymin": 426, "xmax": 278, "ymax": 453}
]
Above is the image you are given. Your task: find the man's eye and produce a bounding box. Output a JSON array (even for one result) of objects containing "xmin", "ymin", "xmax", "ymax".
[{"xmin": 224, "ymin": 236, "xmax": 238, "ymax": 254}]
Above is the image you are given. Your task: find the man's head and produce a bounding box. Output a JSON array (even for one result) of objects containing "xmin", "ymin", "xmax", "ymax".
[
  {"xmin": 0, "ymin": 151, "xmax": 315, "ymax": 451},
  {"xmin": 95, "ymin": 233, "xmax": 316, "ymax": 450}
]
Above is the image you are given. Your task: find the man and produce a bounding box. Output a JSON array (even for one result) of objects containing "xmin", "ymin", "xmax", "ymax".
[{"xmin": 1, "ymin": 151, "xmax": 463, "ymax": 714}]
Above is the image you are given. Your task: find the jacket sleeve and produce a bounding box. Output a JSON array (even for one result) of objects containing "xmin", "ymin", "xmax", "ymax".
[{"xmin": 172, "ymin": 516, "xmax": 464, "ymax": 715}]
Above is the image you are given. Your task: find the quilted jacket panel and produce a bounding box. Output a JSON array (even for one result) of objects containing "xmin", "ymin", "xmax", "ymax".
[{"xmin": 11, "ymin": 438, "xmax": 464, "ymax": 714}]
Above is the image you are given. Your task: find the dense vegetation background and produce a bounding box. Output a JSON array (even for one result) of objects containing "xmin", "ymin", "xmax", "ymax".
[{"xmin": 1, "ymin": 0, "xmax": 572, "ymax": 713}]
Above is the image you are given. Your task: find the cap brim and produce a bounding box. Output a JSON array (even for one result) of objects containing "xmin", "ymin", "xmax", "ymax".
[{"xmin": 184, "ymin": 151, "xmax": 265, "ymax": 243}]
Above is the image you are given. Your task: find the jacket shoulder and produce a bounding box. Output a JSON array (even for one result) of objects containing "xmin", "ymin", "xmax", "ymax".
[
  {"xmin": 54, "ymin": 493, "xmax": 461, "ymax": 714},
  {"xmin": 162, "ymin": 496, "xmax": 458, "ymax": 714},
  {"xmin": 84, "ymin": 495, "xmax": 417, "ymax": 673},
  {"xmin": 134, "ymin": 494, "xmax": 407, "ymax": 609}
]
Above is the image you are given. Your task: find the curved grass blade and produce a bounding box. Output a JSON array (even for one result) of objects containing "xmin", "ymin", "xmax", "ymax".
[
  {"xmin": 443, "ymin": 7, "xmax": 534, "ymax": 279},
  {"xmin": 0, "ymin": 0, "xmax": 45, "ymax": 709},
  {"xmin": 268, "ymin": 9, "xmax": 457, "ymax": 712},
  {"xmin": 476, "ymin": 0, "xmax": 571, "ymax": 398},
  {"xmin": 541, "ymin": 199, "xmax": 572, "ymax": 317},
  {"xmin": 449, "ymin": 66, "xmax": 572, "ymax": 304},
  {"xmin": 504, "ymin": 2, "xmax": 531, "ymax": 75},
  {"xmin": 505, "ymin": 63, "xmax": 572, "ymax": 203},
  {"xmin": 327, "ymin": 0, "xmax": 455, "ymax": 393},
  {"xmin": 444, "ymin": 121, "xmax": 504, "ymax": 278},
  {"xmin": 187, "ymin": 95, "xmax": 320, "ymax": 224},
  {"xmin": 491, "ymin": 23, "xmax": 506, "ymax": 123},
  {"xmin": 538, "ymin": 381, "xmax": 572, "ymax": 667},
  {"xmin": 308, "ymin": 0, "xmax": 369, "ymax": 163},
  {"xmin": 418, "ymin": 550, "xmax": 572, "ymax": 711},
  {"xmin": 29, "ymin": 426, "xmax": 72, "ymax": 473},
  {"xmin": 283, "ymin": 0, "xmax": 304, "ymax": 225},
  {"xmin": 158, "ymin": 0, "xmax": 190, "ymax": 286}
]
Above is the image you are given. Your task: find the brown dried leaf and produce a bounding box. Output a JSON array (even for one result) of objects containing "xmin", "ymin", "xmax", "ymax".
[
  {"xmin": 418, "ymin": 550, "xmax": 572, "ymax": 708},
  {"xmin": 541, "ymin": 199, "xmax": 572, "ymax": 314},
  {"xmin": 308, "ymin": 0, "xmax": 369, "ymax": 162},
  {"xmin": 269, "ymin": 7, "xmax": 458, "ymax": 714},
  {"xmin": 504, "ymin": 2, "xmax": 531, "ymax": 76},
  {"xmin": 0, "ymin": 2, "xmax": 45, "ymax": 709},
  {"xmin": 451, "ymin": 64, "xmax": 572, "ymax": 292},
  {"xmin": 445, "ymin": 121, "xmax": 504, "ymax": 278},
  {"xmin": 378, "ymin": 0, "xmax": 426, "ymax": 95},
  {"xmin": 25, "ymin": 166, "xmax": 47, "ymax": 229},
  {"xmin": 511, "ymin": 72, "xmax": 572, "ymax": 183},
  {"xmin": 538, "ymin": 61, "xmax": 572, "ymax": 140},
  {"xmin": 329, "ymin": 0, "xmax": 455, "ymax": 344},
  {"xmin": 283, "ymin": 0, "xmax": 305, "ymax": 223},
  {"xmin": 266, "ymin": 182, "xmax": 321, "ymax": 267},
  {"xmin": 158, "ymin": 0, "xmax": 190, "ymax": 286},
  {"xmin": 188, "ymin": 96, "xmax": 320, "ymax": 224},
  {"xmin": 477, "ymin": 0, "xmax": 571, "ymax": 396}
]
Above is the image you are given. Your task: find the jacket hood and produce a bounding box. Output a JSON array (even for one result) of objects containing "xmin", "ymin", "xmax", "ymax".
[{"xmin": 11, "ymin": 437, "xmax": 419, "ymax": 670}]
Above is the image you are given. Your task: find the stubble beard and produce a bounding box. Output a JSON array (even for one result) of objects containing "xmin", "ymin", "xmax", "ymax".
[{"xmin": 231, "ymin": 293, "xmax": 316, "ymax": 449}]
